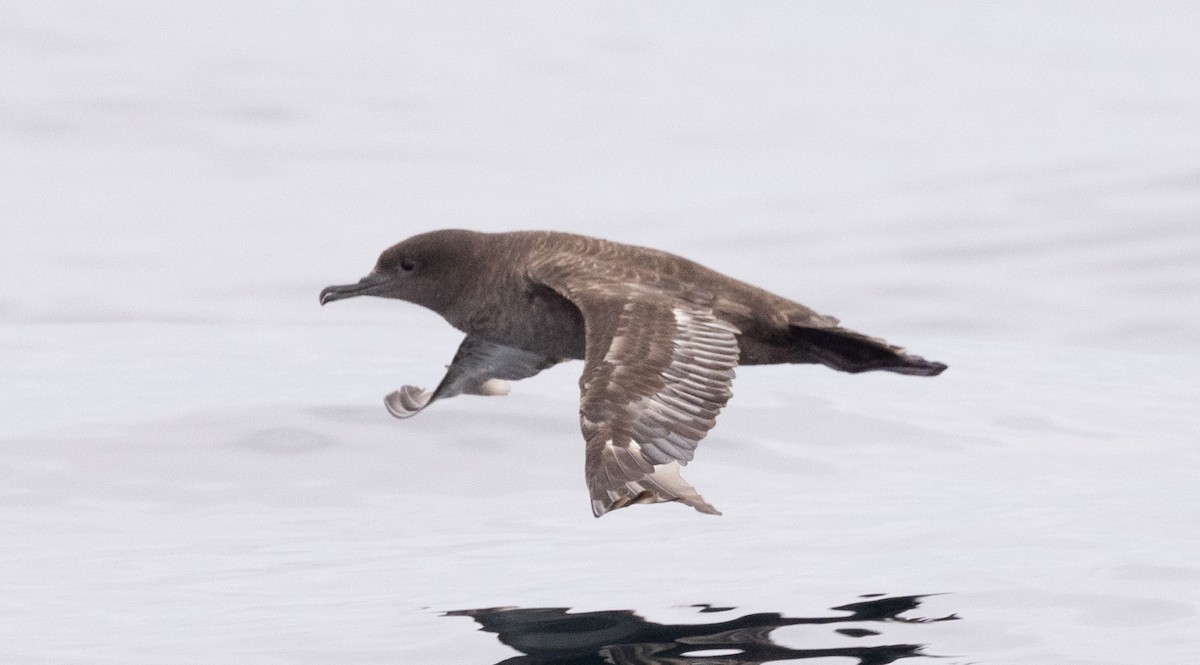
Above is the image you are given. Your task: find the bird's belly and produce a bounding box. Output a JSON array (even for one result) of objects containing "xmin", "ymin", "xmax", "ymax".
[
  {"xmin": 522, "ymin": 316, "xmax": 587, "ymax": 360},
  {"xmin": 465, "ymin": 283, "xmax": 587, "ymax": 360},
  {"xmin": 482, "ymin": 314, "xmax": 585, "ymax": 361}
]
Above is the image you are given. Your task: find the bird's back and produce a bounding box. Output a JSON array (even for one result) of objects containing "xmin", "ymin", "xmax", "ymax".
[{"xmin": 508, "ymin": 230, "xmax": 827, "ymax": 334}]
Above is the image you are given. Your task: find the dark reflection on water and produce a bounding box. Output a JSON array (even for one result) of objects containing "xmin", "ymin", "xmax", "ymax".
[{"xmin": 448, "ymin": 594, "xmax": 958, "ymax": 664}]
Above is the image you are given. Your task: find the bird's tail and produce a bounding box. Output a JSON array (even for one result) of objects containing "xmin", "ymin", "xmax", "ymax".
[{"xmin": 788, "ymin": 324, "xmax": 947, "ymax": 376}]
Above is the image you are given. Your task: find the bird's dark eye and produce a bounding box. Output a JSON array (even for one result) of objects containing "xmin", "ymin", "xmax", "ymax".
[{"xmin": 399, "ymin": 258, "xmax": 415, "ymax": 272}]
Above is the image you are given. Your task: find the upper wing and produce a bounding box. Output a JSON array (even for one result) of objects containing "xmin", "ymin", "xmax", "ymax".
[
  {"xmin": 384, "ymin": 335, "xmax": 562, "ymax": 418},
  {"xmin": 529, "ymin": 250, "xmax": 742, "ymax": 516},
  {"xmin": 578, "ymin": 296, "xmax": 740, "ymax": 516}
]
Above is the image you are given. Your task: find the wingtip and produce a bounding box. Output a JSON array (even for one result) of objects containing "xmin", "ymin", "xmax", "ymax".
[
  {"xmin": 591, "ymin": 498, "xmax": 723, "ymax": 517},
  {"xmin": 691, "ymin": 500, "xmax": 723, "ymax": 516},
  {"xmin": 590, "ymin": 488, "xmax": 722, "ymax": 517}
]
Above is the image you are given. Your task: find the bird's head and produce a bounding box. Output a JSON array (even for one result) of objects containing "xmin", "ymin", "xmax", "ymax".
[{"xmin": 319, "ymin": 229, "xmax": 484, "ymax": 314}]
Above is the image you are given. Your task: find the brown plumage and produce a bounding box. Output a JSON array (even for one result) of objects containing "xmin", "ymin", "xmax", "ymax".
[{"xmin": 320, "ymin": 230, "xmax": 946, "ymax": 516}]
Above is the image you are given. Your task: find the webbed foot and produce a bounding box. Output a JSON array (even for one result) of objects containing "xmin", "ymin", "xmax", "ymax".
[{"xmin": 384, "ymin": 385, "xmax": 433, "ymax": 419}]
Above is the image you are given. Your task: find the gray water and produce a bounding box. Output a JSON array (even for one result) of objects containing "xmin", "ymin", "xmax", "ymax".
[{"xmin": 2, "ymin": 3, "xmax": 1198, "ymax": 663}]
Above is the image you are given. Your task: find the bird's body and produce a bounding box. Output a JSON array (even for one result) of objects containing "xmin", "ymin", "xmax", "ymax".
[{"xmin": 321, "ymin": 229, "xmax": 946, "ymax": 516}]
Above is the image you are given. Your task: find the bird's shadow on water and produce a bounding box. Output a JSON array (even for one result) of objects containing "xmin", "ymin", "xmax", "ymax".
[{"xmin": 447, "ymin": 594, "xmax": 958, "ymax": 664}]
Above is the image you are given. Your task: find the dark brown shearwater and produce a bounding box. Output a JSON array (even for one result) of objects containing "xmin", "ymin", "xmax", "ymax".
[{"xmin": 320, "ymin": 230, "xmax": 946, "ymax": 517}]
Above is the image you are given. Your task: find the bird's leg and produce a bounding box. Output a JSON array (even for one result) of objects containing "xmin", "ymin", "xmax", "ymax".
[{"xmin": 382, "ymin": 336, "xmax": 560, "ymax": 420}]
